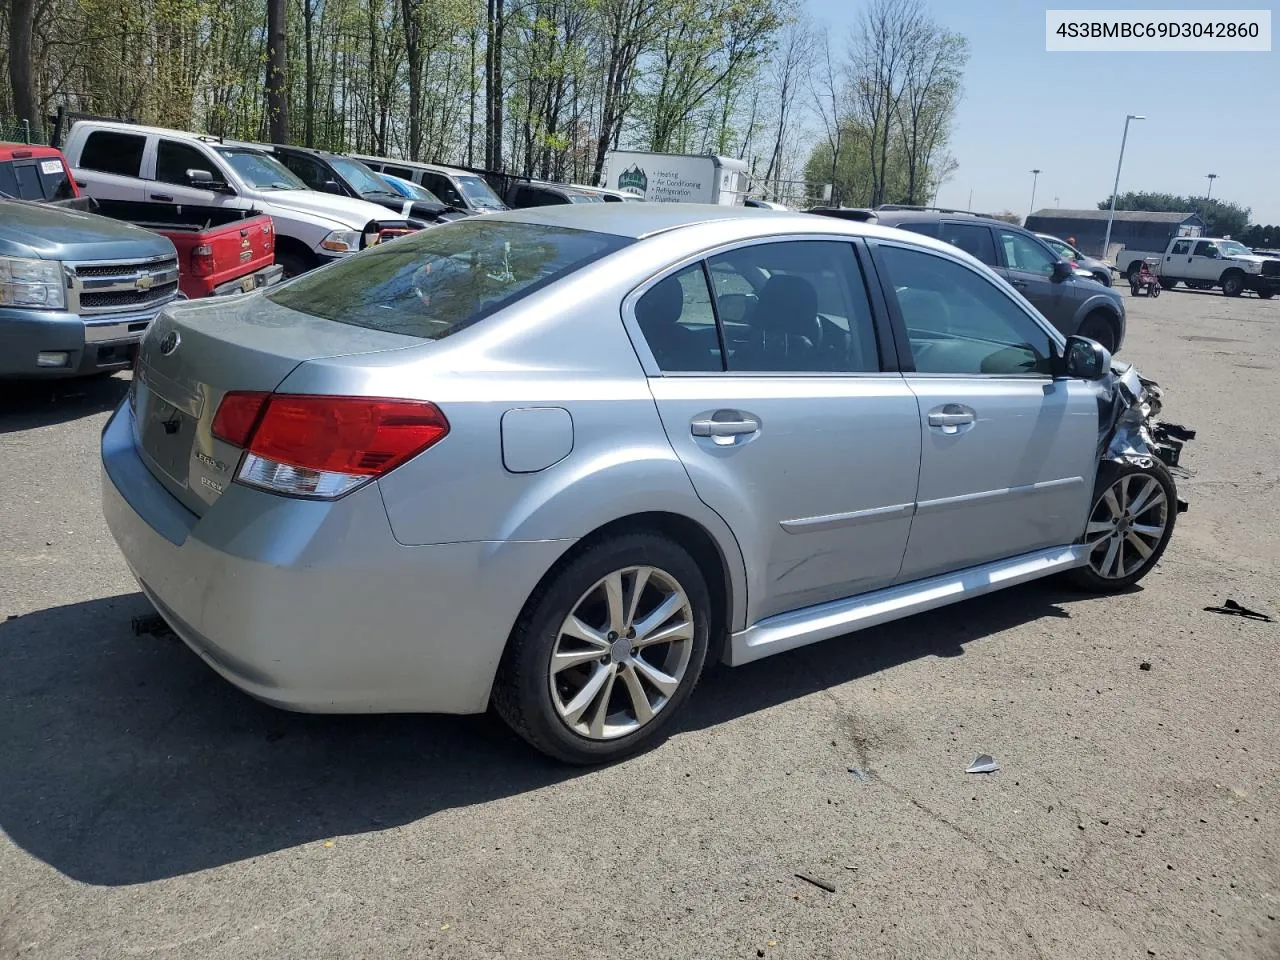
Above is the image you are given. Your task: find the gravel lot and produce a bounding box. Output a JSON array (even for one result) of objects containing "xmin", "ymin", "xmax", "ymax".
[{"xmin": 1, "ymin": 285, "xmax": 1277, "ymax": 960}]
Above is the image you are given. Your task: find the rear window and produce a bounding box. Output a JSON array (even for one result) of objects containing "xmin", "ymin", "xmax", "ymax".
[
  {"xmin": 266, "ymin": 219, "xmax": 632, "ymax": 340},
  {"xmin": 80, "ymin": 130, "xmax": 146, "ymax": 177},
  {"xmin": 0, "ymin": 155, "xmax": 75, "ymax": 200}
]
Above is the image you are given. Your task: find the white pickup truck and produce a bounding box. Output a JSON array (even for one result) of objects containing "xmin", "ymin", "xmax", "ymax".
[
  {"xmin": 60, "ymin": 120, "xmax": 413, "ymax": 277},
  {"xmin": 1116, "ymin": 236, "xmax": 1280, "ymax": 298}
]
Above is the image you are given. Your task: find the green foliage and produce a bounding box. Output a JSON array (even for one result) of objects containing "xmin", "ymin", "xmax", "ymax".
[
  {"xmin": 1239, "ymin": 224, "xmax": 1280, "ymax": 249},
  {"xmin": 1097, "ymin": 191, "xmax": 1251, "ymax": 239}
]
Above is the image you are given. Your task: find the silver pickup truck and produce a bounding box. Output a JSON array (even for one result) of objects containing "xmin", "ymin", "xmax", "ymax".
[{"xmin": 1, "ymin": 198, "xmax": 180, "ymax": 378}]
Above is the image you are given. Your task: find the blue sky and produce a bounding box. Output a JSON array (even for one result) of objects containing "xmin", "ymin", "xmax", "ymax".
[{"xmin": 801, "ymin": 0, "xmax": 1280, "ymax": 223}]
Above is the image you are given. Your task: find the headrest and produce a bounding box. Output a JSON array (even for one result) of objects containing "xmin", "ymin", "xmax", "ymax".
[
  {"xmin": 756, "ymin": 274, "xmax": 819, "ymax": 337},
  {"xmin": 636, "ymin": 275, "xmax": 684, "ymax": 329}
]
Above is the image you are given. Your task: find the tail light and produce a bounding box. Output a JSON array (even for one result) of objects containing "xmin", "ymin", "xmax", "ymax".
[
  {"xmin": 191, "ymin": 243, "xmax": 215, "ymax": 277},
  {"xmin": 211, "ymin": 393, "xmax": 449, "ymax": 499}
]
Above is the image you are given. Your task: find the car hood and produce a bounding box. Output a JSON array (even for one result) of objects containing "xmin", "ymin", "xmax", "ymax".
[
  {"xmin": 1225, "ymin": 254, "xmax": 1269, "ymax": 266},
  {"xmin": 0, "ymin": 198, "xmax": 176, "ymax": 261},
  {"xmin": 260, "ymin": 189, "xmax": 407, "ymax": 227}
]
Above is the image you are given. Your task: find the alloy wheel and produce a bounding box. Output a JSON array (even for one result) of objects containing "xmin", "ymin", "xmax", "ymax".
[
  {"xmin": 1084, "ymin": 472, "xmax": 1169, "ymax": 579},
  {"xmin": 549, "ymin": 565, "xmax": 695, "ymax": 740}
]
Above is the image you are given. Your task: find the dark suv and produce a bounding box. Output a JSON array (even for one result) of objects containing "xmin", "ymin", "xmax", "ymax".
[
  {"xmin": 265, "ymin": 145, "xmax": 468, "ymax": 227},
  {"xmin": 813, "ymin": 206, "xmax": 1127, "ymax": 353}
]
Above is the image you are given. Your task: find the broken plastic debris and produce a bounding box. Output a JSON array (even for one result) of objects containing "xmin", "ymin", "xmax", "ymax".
[
  {"xmin": 847, "ymin": 766, "xmax": 869, "ymax": 782},
  {"xmin": 1204, "ymin": 599, "xmax": 1274, "ymax": 623},
  {"xmin": 795, "ymin": 872, "xmax": 836, "ymax": 893},
  {"xmin": 966, "ymin": 754, "xmax": 1000, "ymax": 774},
  {"xmin": 322, "ymin": 839, "xmax": 334, "ymax": 848}
]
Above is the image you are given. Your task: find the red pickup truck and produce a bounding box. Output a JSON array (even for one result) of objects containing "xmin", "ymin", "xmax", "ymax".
[{"xmin": 1, "ymin": 143, "xmax": 281, "ymax": 298}]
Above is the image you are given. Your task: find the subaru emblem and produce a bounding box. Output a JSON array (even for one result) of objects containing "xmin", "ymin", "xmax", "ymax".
[{"xmin": 158, "ymin": 330, "xmax": 180, "ymax": 357}]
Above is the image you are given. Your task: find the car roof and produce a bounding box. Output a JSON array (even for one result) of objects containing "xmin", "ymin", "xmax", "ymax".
[
  {"xmin": 480, "ymin": 202, "xmax": 975, "ymax": 251},
  {"xmin": 350, "ymin": 155, "xmax": 477, "ymax": 177}
]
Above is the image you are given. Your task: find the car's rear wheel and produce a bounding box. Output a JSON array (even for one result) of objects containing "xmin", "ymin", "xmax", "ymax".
[
  {"xmin": 493, "ymin": 533, "xmax": 711, "ymax": 764},
  {"xmin": 1068, "ymin": 460, "xmax": 1176, "ymax": 593},
  {"xmin": 1159, "ymin": 277, "xmax": 1177, "ymax": 289},
  {"xmin": 1077, "ymin": 312, "xmax": 1118, "ymax": 353}
]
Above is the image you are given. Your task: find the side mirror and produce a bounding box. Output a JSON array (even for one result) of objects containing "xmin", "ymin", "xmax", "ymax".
[
  {"xmin": 1062, "ymin": 334, "xmax": 1111, "ymax": 380},
  {"xmin": 185, "ymin": 168, "xmax": 214, "ymax": 186},
  {"xmin": 1051, "ymin": 259, "xmax": 1074, "ymax": 282},
  {"xmin": 322, "ymin": 180, "xmax": 344, "ymax": 195}
]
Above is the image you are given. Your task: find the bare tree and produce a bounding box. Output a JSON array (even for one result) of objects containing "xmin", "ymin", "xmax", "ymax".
[
  {"xmin": 894, "ymin": 15, "xmax": 966, "ymax": 204},
  {"xmin": 848, "ymin": 0, "xmax": 919, "ymax": 206},
  {"xmin": 762, "ymin": 14, "xmax": 811, "ymax": 200},
  {"xmin": 808, "ymin": 30, "xmax": 843, "ymax": 205}
]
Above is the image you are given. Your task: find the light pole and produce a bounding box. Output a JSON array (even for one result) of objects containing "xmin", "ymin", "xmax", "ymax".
[
  {"xmin": 1102, "ymin": 114, "xmax": 1145, "ymax": 260},
  {"xmin": 1029, "ymin": 169, "xmax": 1041, "ymax": 218},
  {"xmin": 1205, "ymin": 173, "xmax": 1218, "ymax": 200}
]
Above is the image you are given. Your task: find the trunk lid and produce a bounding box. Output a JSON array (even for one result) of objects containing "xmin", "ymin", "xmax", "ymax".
[{"xmin": 133, "ymin": 293, "xmax": 422, "ymax": 516}]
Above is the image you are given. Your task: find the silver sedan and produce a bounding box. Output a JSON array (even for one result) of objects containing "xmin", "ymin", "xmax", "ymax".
[{"xmin": 102, "ymin": 204, "xmax": 1189, "ymax": 763}]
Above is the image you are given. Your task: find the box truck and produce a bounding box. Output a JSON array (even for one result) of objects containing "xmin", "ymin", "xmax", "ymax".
[{"xmin": 601, "ymin": 151, "xmax": 749, "ymax": 205}]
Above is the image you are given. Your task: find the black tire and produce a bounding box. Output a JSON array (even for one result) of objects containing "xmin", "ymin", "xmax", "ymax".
[
  {"xmin": 1077, "ymin": 312, "xmax": 1118, "ymax": 353},
  {"xmin": 1257, "ymin": 289, "xmax": 1274, "ymax": 300},
  {"xmin": 276, "ymin": 249, "xmax": 314, "ymax": 280},
  {"xmin": 1093, "ymin": 271, "xmax": 1112, "ymax": 287},
  {"xmin": 1067, "ymin": 459, "xmax": 1176, "ymax": 594},
  {"xmin": 492, "ymin": 532, "xmax": 712, "ymax": 764},
  {"xmin": 1129, "ymin": 282, "xmax": 1141, "ymax": 297},
  {"xmin": 1221, "ymin": 271, "xmax": 1245, "ymax": 297},
  {"xmin": 1159, "ymin": 277, "xmax": 1177, "ymax": 290},
  {"xmin": 1127, "ymin": 263, "xmax": 1143, "ymax": 284},
  {"xmin": 1150, "ymin": 283, "xmax": 1160, "ymax": 298}
]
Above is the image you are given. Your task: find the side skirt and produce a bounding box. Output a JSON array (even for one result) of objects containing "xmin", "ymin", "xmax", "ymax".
[{"xmin": 727, "ymin": 545, "xmax": 1087, "ymax": 666}]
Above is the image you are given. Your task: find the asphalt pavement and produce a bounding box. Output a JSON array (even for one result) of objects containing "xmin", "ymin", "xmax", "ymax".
[{"xmin": 1, "ymin": 285, "xmax": 1277, "ymax": 960}]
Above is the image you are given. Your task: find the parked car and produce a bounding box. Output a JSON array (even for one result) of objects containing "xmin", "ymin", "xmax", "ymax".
[
  {"xmin": 1036, "ymin": 233, "xmax": 1114, "ymax": 286},
  {"xmin": 262, "ymin": 145, "xmax": 467, "ymax": 228},
  {"xmin": 1116, "ymin": 236, "xmax": 1280, "ymax": 298},
  {"xmin": 814, "ymin": 206, "xmax": 1127, "ymax": 353},
  {"xmin": 103, "ymin": 205, "xmax": 1190, "ymax": 763},
  {"xmin": 505, "ymin": 180, "xmax": 606, "ymax": 208},
  {"xmin": 1, "ymin": 196, "xmax": 179, "ymax": 377},
  {"xmin": 352, "ymin": 155, "xmax": 509, "ymax": 213},
  {"xmin": 745, "ymin": 199, "xmax": 789, "ymax": 210},
  {"xmin": 0, "ymin": 141, "xmax": 80, "ymax": 201},
  {"xmin": 60, "ymin": 120, "xmax": 414, "ymax": 277}
]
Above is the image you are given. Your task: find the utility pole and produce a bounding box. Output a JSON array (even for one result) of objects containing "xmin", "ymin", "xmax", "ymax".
[
  {"xmin": 1029, "ymin": 169, "xmax": 1041, "ymax": 218},
  {"xmin": 1205, "ymin": 173, "xmax": 1218, "ymax": 200},
  {"xmin": 1102, "ymin": 114, "xmax": 1145, "ymax": 260}
]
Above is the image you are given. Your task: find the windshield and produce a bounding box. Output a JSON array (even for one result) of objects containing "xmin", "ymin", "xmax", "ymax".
[
  {"xmin": 266, "ymin": 219, "xmax": 631, "ymax": 339},
  {"xmin": 457, "ymin": 175, "xmax": 506, "ymax": 209},
  {"xmin": 1041, "ymin": 237, "xmax": 1073, "ymax": 258},
  {"xmin": 330, "ymin": 156, "xmax": 396, "ymax": 196},
  {"xmin": 568, "ymin": 193, "xmax": 605, "ymax": 204},
  {"xmin": 216, "ymin": 148, "xmax": 307, "ymax": 190},
  {"xmin": 1218, "ymin": 240, "xmax": 1251, "ymax": 257}
]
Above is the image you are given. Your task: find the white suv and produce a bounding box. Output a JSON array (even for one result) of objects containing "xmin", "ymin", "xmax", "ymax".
[{"xmin": 61, "ymin": 121, "xmax": 413, "ymax": 276}]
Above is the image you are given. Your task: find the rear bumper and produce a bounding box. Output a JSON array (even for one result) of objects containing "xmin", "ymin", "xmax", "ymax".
[
  {"xmin": 100, "ymin": 402, "xmax": 572, "ymax": 714},
  {"xmin": 208, "ymin": 263, "xmax": 285, "ymax": 298},
  {"xmin": 0, "ymin": 305, "xmax": 157, "ymax": 378}
]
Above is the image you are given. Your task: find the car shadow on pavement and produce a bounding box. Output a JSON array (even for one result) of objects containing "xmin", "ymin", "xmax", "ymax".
[
  {"xmin": 0, "ymin": 374, "xmax": 129, "ymax": 434},
  {"xmin": 0, "ymin": 582, "xmax": 1097, "ymax": 886}
]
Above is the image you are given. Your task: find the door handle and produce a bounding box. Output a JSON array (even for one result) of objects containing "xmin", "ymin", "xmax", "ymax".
[
  {"xmin": 151, "ymin": 193, "xmax": 173, "ymax": 202},
  {"xmin": 927, "ymin": 411, "xmax": 976, "ymax": 427},
  {"xmin": 1009, "ymin": 278, "xmax": 1027, "ymax": 288},
  {"xmin": 691, "ymin": 412, "xmax": 760, "ymax": 438}
]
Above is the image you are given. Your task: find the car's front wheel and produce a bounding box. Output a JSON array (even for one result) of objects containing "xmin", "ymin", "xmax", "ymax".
[
  {"xmin": 493, "ymin": 532, "xmax": 712, "ymax": 764},
  {"xmin": 1069, "ymin": 460, "xmax": 1176, "ymax": 593}
]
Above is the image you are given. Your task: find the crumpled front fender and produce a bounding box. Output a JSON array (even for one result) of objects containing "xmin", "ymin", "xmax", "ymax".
[{"xmin": 1099, "ymin": 363, "xmax": 1196, "ymax": 510}]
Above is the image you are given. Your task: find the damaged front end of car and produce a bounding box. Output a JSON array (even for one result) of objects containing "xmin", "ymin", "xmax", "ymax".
[{"xmin": 1100, "ymin": 362, "xmax": 1195, "ymax": 513}]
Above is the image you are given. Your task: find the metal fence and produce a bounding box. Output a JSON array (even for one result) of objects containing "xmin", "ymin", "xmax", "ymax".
[{"xmin": 1, "ymin": 117, "xmax": 48, "ymax": 145}]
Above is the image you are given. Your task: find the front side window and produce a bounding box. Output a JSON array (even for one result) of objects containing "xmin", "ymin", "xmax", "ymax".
[
  {"xmin": 156, "ymin": 140, "xmax": 213, "ymax": 185},
  {"xmin": 80, "ymin": 130, "xmax": 146, "ymax": 177},
  {"xmin": 278, "ymin": 153, "xmax": 327, "ymax": 189},
  {"xmin": 267, "ymin": 220, "xmax": 631, "ymax": 340},
  {"xmin": 998, "ymin": 229, "xmax": 1056, "ymax": 276},
  {"xmin": 1193, "ymin": 240, "xmax": 1218, "ymax": 257},
  {"xmin": 634, "ymin": 264, "xmax": 722, "ymax": 372},
  {"xmin": 329, "ymin": 156, "xmax": 392, "ymax": 196},
  {"xmin": 940, "ymin": 222, "xmax": 998, "ymax": 266},
  {"xmin": 457, "ymin": 175, "xmax": 505, "ymax": 209},
  {"xmin": 708, "ymin": 241, "xmax": 880, "ymax": 374},
  {"xmin": 421, "ymin": 172, "xmax": 464, "ymax": 207},
  {"xmin": 877, "ymin": 244, "xmax": 1055, "ymax": 376}
]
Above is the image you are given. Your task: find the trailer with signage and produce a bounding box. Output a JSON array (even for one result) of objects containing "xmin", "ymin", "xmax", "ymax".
[{"xmin": 601, "ymin": 151, "xmax": 748, "ymax": 206}]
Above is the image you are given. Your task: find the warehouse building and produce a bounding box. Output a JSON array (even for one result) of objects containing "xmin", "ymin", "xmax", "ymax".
[{"xmin": 1025, "ymin": 209, "xmax": 1206, "ymax": 259}]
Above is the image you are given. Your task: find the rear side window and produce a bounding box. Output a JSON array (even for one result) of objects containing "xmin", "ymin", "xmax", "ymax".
[
  {"xmin": 895, "ymin": 221, "xmax": 937, "ymax": 238},
  {"xmin": 635, "ymin": 265, "xmax": 722, "ymax": 372},
  {"xmin": 267, "ymin": 220, "xmax": 631, "ymax": 339},
  {"xmin": 383, "ymin": 165, "xmax": 414, "ymax": 179},
  {"xmin": 1170, "ymin": 239, "xmax": 1193, "ymax": 255},
  {"xmin": 939, "ymin": 222, "xmax": 998, "ymax": 266},
  {"xmin": 80, "ymin": 130, "xmax": 146, "ymax": 177}
]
